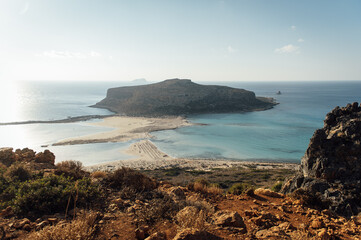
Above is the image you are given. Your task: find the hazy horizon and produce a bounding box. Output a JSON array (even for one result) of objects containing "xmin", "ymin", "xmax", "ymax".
[{"xmin": 1, "ymin": 0, "xmax": 361, "ymax": 82}]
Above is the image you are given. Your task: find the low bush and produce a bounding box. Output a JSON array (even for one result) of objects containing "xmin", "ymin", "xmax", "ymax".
[
  {"xmin": 105, "ymin": 167, "xmax": 157, "ymax": 192},
  {"xmin": 228, "ymin": 183, "xmax": 252, "ymax": 195},
  {"xmin": 55, "ymin": 160, "xmax": 88, "ymax": 180},
  {"xmin": 0, "ymin": 174, "xmax": 102, "ymax": 217},
  {"xmin": 271, "ymin": 181, "xmax": 283, "ymax": 192},
  {"xmin": 4, "ymin": 164, "xmax": 31, "ymax": 182}
]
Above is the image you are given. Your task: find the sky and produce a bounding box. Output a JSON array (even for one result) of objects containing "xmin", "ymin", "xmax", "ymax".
[{"xmin": 0, "ymin": 0, "xmax": 361, "ymax": 82}]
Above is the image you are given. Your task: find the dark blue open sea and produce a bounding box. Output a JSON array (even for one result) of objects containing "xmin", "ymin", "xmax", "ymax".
[{"xmin": 0, "ymin": 80, "xmax": 360, "ymax": 166}]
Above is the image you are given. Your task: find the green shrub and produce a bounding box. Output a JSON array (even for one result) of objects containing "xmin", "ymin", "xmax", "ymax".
[
  {"xmin": 227, "ymin": 183, "xmax": 251, "ymax": 195},
  {"xmin": 4, "ymin": 164, "xmax": 31, "ymax": 182},
  {"xmin": 271, "ymin": 181, "xmax": 283, "ymax": 192},
  {"xmin": 0, "ymin": 174, "xmax": 101, "ymax": 217},
  {"xmin": 106, "ymin": 167, "xmax": 157, "ymax": 192},
  {"xmin": 55, "ymin": 160, "xmax": 88, "ymax": 180},
  {"xmin": 164, "ymin": 167, "xmax": 182, "ymax": 176}
]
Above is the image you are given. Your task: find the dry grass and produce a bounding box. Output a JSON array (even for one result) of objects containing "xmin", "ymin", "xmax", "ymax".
[
  {"xmin": 90, "ymin": 171, "xmax": 107, "ymax": 179},
  {"xmin": 27, "ymin": 212, "xmax": 101, "ymax": 240},
  {"xmin": 192, "ymin": 182, "xmax": 223, "ymax": 195},
  {"xmin": 176, "ymin": 206, "xmax": 208, "ymax": 231}
]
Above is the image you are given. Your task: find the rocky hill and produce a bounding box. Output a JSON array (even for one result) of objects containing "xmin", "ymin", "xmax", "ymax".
[
  {"xmin": 93, "ymin": 79, "xmax": 276, "ymax": 116},
  {"xmin": 282, "ymin": 102, "xmax": 361, "ymax": 217}
]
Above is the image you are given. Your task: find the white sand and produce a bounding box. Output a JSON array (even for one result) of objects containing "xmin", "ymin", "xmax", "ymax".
[
  {"xmin": 86, "ymin": 139, "xmax": 299, "ymax": 172},
  {"xmin": 53, "ymin": 116, "xmax": 191, "ymax": 146}
]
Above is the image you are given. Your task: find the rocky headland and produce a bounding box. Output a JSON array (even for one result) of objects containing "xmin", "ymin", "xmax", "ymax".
[
  {"xmin": 282, "ymin": 102, "xmax": 361, "ymax": 217},
  {"xmin": 93, "ymin": 79, "xmax": 276, "ymax": 116}
]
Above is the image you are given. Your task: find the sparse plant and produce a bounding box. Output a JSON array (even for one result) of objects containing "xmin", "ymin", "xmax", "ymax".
[
  {"xmin": 27, "ymin": 211, "xmax": 101, "ymax": 240},
  {"xmin": 105, "ymin": 167, "xmax": 157, "ymax": 192},
  {"xmin": 55, "ymin": 160, "xmax": 88, "ymax": 180},
  {"xmin": 228, "ymin": 183, "xmax": 252, "ymax": 195},
  {"xmin": 271, "ymin": 181, "xmax": 283, "ymax": 192}
]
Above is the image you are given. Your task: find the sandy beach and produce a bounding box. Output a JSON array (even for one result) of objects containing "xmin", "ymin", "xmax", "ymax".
[
  {"xmin": 50, "ymin": 115, "xmax": 299, "ymax": 171},
  {"xmin": 86, "ymin": 139, "xmax": 299, "ymax": 172},
  {"xmin": 53, "ymin": 116, "xmax": 192, "ymax": 146}
]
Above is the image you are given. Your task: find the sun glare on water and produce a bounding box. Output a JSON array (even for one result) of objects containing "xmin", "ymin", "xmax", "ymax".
[{"xmin": 0, "ymin": 81, "xmax": 22, "ymax": 123}]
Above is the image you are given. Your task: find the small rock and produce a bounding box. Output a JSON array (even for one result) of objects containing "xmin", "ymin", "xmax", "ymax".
[
  {"xmin": 145, "ymin": 232, "xmax": 166, "ymax": 240},
  {"xmin": 213, "ymin": 210, "xmax": 246, "ymax": 228},
  {"xmin": 135, "ymin": 228, "xmax": 146, "ymax": 240},
  {"xmin": 173, "ymin": 228, "xmax": 222, "ymax": 240},
  {"xmin": 47, "ymin": 218, "xmax": 58, "ymax": 224},
  {"xmin": 22, "ymin": 224, "xmax": 32, "ymax": 231},
  {"xmin": 254, "ymin": 188, "xmax": 283, "ymax": 198},
  {"xmin": 310, "ymin": 219, "xmax": 324, "ymax": 229},
  {"xmin": 318, "ymin": 228, "xmax": 331, "ymax": 240},
  {"xmin": 0, "ymin": 206, "xmax": 13, "ymax": 217},
  {"xmin": 170, "ymin": 187, "xmax": 186, "ymax": 200}
]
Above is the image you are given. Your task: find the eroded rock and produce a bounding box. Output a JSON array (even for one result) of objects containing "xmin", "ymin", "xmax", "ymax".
[{"xmin": 282, "ymin": 103, "xmax": 361, "ymax": 216}]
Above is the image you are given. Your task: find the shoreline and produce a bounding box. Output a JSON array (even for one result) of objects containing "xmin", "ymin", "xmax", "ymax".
[{"xmin": 86, "ymin": 139, "xmax": 299, "ymax": 172}]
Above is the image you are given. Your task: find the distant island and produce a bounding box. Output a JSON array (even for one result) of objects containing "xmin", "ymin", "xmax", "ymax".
[{"xmin": 93, "ymin": 78, "xmax": 277, "ymax": 116}]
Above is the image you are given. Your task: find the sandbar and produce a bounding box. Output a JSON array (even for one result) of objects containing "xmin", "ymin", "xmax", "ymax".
[{"xmin": 53, "ymin": 116, "xmax": 192, "ymax": 146}]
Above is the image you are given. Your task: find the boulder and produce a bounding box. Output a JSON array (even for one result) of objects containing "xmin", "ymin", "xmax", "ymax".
[
  {"xmin": 282, "ymin": 103, "xmax": 361, "ymax": 216},
  {"xmin": 0, "ymin": 147, "xmax": 15, "ymax": 166},
  {"xmin": 212, "ymin": 210, "xmax": 245, "ymax": 228},
  {"xmin": 254, "ymin": 188, "xmax": 283, "ymax": 198}
]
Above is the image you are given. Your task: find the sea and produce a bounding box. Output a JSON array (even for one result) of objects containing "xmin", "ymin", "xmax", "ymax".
[{"xmin": 0, "ymin": 80, "xmax": 360, "ymax": 166}]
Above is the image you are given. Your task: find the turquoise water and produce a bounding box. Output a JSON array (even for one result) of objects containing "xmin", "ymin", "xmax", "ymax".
[{"xmin": 0, "ymin": 80, "xmax": 360, "ymax": 165}]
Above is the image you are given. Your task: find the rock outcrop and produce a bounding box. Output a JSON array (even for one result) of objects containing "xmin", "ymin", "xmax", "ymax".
[
  {"xmin": 93, "ymin": 79, "xmax": 276, "ymax": 116},
  {"xmin": 0, "ymin": 148, "xmax": 55, "ymax": 170},
  {"xmin": 282, "ymin": 102, "xmax": 361, "ymax": 217}
]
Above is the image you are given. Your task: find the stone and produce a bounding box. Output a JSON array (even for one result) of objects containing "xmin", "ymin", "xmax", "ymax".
[
  {"xmin": 282, "ymin": 103, "xmax": 361, "ymax": 217},
  {"xmin": 144, "ymin": 232, "xmax": 166, "ymax": 240},
  {"xmin": 0, "ymin": 206, "xmax": 13, "ymax": 217},
  {"xmin": 0, "ymin": 147, "xmax": 15, "ymax": 166},
  {"xmin": 318, "ymin": 228, "xmax": 331, "ymax": 240},
  {"xmin": 310, "ymin": 219, "xmax": 324, "ymax": 229},
  {"xmin": 34, "ymin": 149, "xmax": 55, "ymax": 164},
  {"xmin": 212, "ymin": 210, "xmax": 246, "ymax": 228},
  {"xmin": 135, "ymin": 228, "xmax": 146, "ymax": 240},
  {"xmin": 254, "ymin": 188, "xmax": 283, "ymax": 198},
  {"xmin": 37, "ymin": 221, "xmax": 49, "ymax": 229},
  {"xmin": 176, "ymin": 206, "xmax": 199, "ymax": 223},
  {"xmin": 47, "ymin": 218, "xmax": 58, "ymax": 224},
  {"xmin": 170, "ymin": 186, "xmax": 186, "ymax": 200},
  {"xmin": 255, "ymin": 226, "xmax": 290, "ymax": 239},
  {"xmin": 173, "ymin": 228, "xmax": 222, "ymax": 240}
]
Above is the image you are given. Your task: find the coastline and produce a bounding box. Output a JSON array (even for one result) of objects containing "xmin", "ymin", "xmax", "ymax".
[
  {"xmin": 86, "ymin": 139, "xmax": 299, "ymax": 172},
  {"xmin": 45, "ymin": 115, "xmax": 299, "ymax": 171}
]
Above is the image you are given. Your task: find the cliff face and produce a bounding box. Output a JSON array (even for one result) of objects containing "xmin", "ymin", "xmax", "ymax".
[
  {"xmin": 93, "ymin": 79, "xmax": 276, "ymax": 116},
  {"xmin": 282, "ymin": 102, "xmax": 361, "ymax": 216}
]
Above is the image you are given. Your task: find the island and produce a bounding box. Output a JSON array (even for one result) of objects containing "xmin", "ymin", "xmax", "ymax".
[{"xmin": 92, "ymin": 78, "xmax": 276, "ymax": 116}]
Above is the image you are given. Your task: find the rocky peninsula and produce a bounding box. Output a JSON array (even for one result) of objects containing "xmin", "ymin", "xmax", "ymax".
[{"xmin": 93, "ymin": 78, "xmax": 276, "ymax": 116}]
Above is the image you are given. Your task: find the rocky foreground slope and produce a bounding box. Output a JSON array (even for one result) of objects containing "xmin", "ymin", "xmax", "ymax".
[
  {"xmin": 282, "ymin": 102, "xmax": 361, "ymax": 217},
  {"xmin": 93, "ymin": 79, "xmax": 276, "ymax": 116}
]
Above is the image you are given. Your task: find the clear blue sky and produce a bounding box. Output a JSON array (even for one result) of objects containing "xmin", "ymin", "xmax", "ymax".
[{"xmin": 1, "ymin": 0, "xmax": 360, "ymax": 82}]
